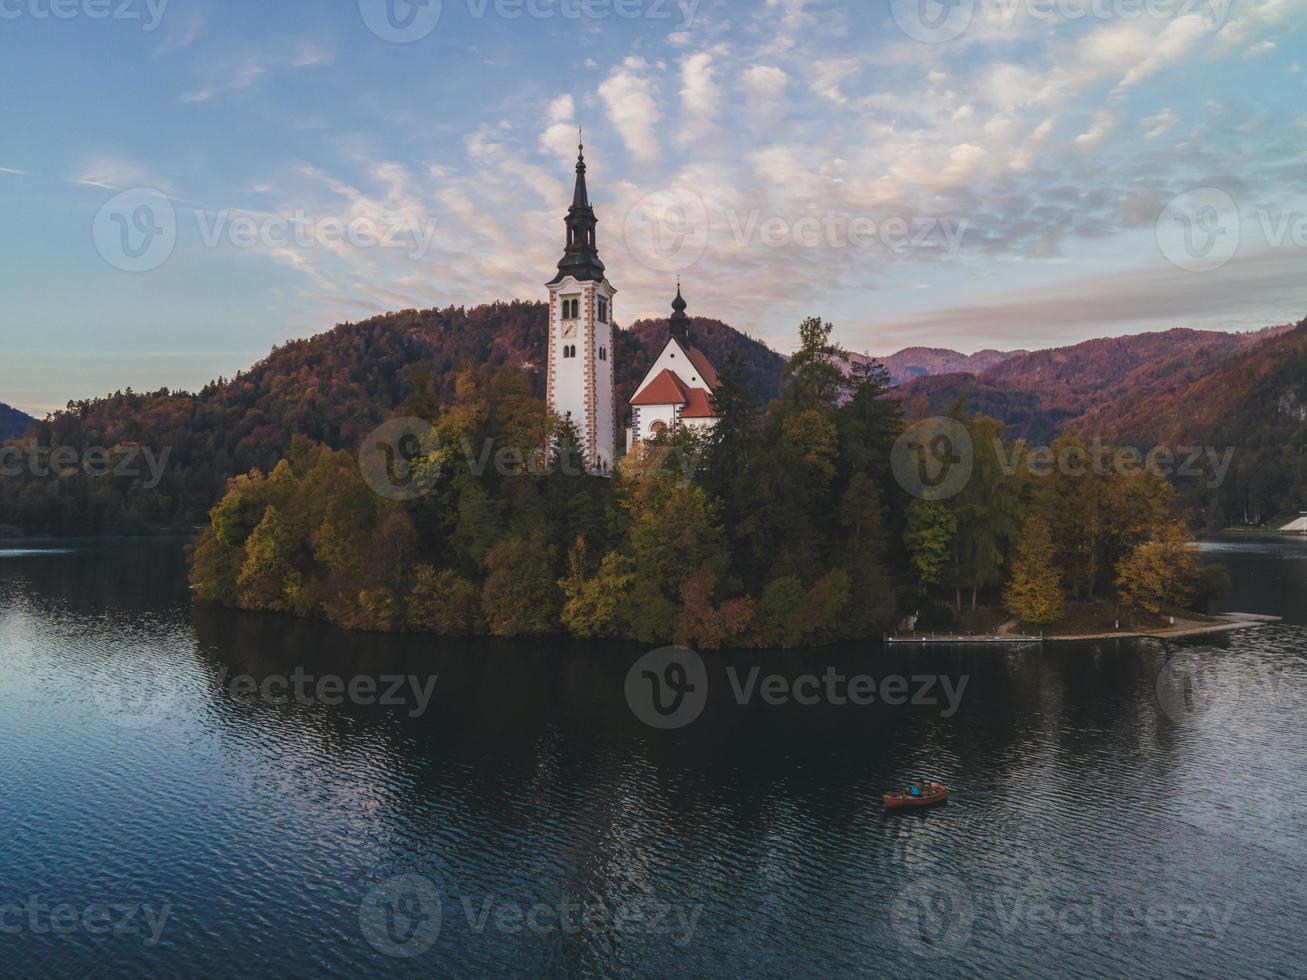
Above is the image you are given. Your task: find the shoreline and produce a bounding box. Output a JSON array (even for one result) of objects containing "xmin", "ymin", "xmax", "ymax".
[{"xmin": 1046, "ymin": 612, "xmax": 1282, "ymax": 642}]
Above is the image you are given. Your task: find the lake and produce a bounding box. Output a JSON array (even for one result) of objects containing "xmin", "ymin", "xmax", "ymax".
[{"xmin": 1, "ymin": 536, "xmax": 1304, "ymax": 978}]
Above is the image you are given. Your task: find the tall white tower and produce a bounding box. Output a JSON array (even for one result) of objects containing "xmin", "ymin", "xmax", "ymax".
[{"xmin": 546, "ymin": 141, "xmax": 616, "ymax": 476}]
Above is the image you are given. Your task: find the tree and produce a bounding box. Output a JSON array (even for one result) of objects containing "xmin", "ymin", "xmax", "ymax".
[
  {"xmin": 619, "ymin": 454, "xmax": 730, "ymax": 642},
  {"xmin": 672, "ymin": 570, "xmax": 756, "ymax": 649},
  {"xmin": 836, "ymin": 353, "xmax": 901, "ymax": 484},
  {"xmin": 904, "ymin": 499, "xmax": 957, "ymax": 592},
  {"xmin": 835, "ymin": 473, "xmax": 897, "ymax": 636},
  {"xmin": 408, "ymin": 566, "xmax": 481, "ymax": 634},
  {"xmin": 559, "ymin": 538, "xmax": 636, "ymax": 638},
  {"xmin": 1003, "ymin": 514, "xmax": 1064, "ymax": 625},
  {"xmin": 702, "ymin": 353, "xmax": 759, "ymax": 526},
  {"xmin": 481, "ymin": 531, "xmax": 560, "ymax": 635},
  {"xmin": 1192, "ymin": 563, "xmax": 1232, "ymax": 614},
  {"xmin": 237, "ymin": 505, "xmax": 301, "ymax": 612},
  {"xmin": 780, "ymin": 316, "xmax": 847, "ymax": 413},
  {"xmin": 1115, "ymin": 522, "xmax": 1202, "ymax": 615},
  {"xmin": 950, "ymin": 414, "xmax": 1022, "ymax": 609},
  {"xmin": 754, "ymin": 576, "xmax": 807, "ymax": 647}
]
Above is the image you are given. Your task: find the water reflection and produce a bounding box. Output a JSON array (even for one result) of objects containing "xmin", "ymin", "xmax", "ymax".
[{"xmin": 1, "ymin": 538, "xmax": 1304, "ymax": 977}]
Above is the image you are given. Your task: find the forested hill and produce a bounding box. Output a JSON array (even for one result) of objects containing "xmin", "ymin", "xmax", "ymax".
[
  {"xmin": 879, "ymin": 346, "xmax": 1024, "ymax": 386},
  {"xmin": 0, "ymin": 301, "xmax": 785, "ymax": 535},
  {"xmin": 1082, "ymin": 318, "xmax": 1307, "ymax": 525},
  {"xmin": 897, "ymin": 324, "xmax": 1292, "ymax": 444},
  {"xmin": 0, "ymin": 402, "xmax": 35, "ymax": 439},
  {"xmin": 897, "ymin": 317, "xmax": 1307, "ymax": 522}
]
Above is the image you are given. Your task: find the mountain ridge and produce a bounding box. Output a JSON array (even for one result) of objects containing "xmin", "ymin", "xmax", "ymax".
[{"xmin": 0, "ymin": 402, "xmax": 35, "ymax": 440}]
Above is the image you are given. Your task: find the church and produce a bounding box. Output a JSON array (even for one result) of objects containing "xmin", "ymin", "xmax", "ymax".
[{"xmin": 545, "ymin": 143, "xmax": 720, "ymax": 476}]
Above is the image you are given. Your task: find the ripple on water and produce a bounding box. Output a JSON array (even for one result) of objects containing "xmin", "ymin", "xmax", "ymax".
[{"xmin": 2, "ymin": 543, "xmax": 1306, "ymax": 977}]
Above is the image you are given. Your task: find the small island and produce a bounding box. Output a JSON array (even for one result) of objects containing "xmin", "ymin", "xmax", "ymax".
[{"xmin": 183, "ymin": 148, "xmax": 1253, "ymax": 649}]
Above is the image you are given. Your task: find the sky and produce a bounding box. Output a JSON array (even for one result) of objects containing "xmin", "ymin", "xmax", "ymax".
[{"xmin": 0, "ymin": 0, "xmax": 1304, "ymax": 416}]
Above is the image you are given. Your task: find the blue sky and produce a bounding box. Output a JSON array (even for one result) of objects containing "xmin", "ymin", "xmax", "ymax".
[{"xmin": 1, "ymin": 0, "xmax": 1304, "ymax": 415}]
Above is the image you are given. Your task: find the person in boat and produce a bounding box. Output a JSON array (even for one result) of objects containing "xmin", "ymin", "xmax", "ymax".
[{"xmin": 908, "ymin": 783, "xmax": 922, "ymax": 797}]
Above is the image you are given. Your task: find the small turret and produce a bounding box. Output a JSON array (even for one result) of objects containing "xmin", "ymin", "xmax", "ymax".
[{"xmin": 669, "ymin": 282, "xmax": 689, "ymax": 343}]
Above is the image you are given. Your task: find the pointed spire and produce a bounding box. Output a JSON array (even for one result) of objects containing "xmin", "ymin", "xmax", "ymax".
[
  {"xmin": 669, "ymin": 281, "xmax": 689, "ymax": 342},
  {"xmin": 548, "ymin": 129, "xmax": 605, "ymax": 285},
  {"xmin": 572, "ymin": 134, "xmax": 590, "ymax": 209}
]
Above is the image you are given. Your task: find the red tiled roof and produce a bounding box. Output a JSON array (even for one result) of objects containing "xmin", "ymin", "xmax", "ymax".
[
  {"xmin": 679, "ymin": 341, "xmax": 720, "ymax": 389},
  {"xmin": 630, "ymin": 369, "xmax": 690, "ymax": 406},
  {"xmin": 682, "ymin": 387, "xmax": 717, "ymax": 418}
]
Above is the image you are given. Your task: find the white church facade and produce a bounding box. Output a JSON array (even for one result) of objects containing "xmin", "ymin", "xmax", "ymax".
[
  {"xmin": 626, "ymin": 284, "xmax": 720, "ymax": 446},
  {"xmin": 545, "ymin": 143, "xmax": 720, "ymax": 475}
]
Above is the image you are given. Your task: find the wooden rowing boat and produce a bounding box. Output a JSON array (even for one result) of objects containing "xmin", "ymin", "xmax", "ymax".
[{"xmin": 883, "ymin": 782, "xmax": 949, "ymax": 809}]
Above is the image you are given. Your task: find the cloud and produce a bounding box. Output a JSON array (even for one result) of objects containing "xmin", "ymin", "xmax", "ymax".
[
  {"xmin": 70, "ymin": 158, "xmax": 170, "ymax": 193},
  {"xmin": 539, "ymin": 95, "xmax": 579, "ymax": 167},
  {"xmin": 598, "ymin": 59, "xmax": 662, "ymax": 164},
  {"xmin": 679, "ymin": 51, "xmax": 721, "ymax": 138},
  {"xmin": 1141, "ymin": 108, "xmax": 1180, "ymax": 139},
  {"xmin": 1074, "ymin": 109, "xmax": 1118, "ymax": 151},
  {"xmin": 809, "ymin": 57, "xmax": 859, "ymax": 104},
  {"xmin": 740, "ymin": 65, "xmax": 788, "ymax": 127},
  {"xmin": 154, "ymin": 5, "xmax": 204, "ymax": 55},
  {"xmin": 179, "ymin": 43, "xmax": 333, "ymax": 104},
  {"xmin": 861, "ymin": 248, "xmax": 1307, "ymax": 353}
]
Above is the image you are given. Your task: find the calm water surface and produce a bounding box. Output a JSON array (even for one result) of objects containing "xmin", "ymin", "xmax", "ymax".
[{"xmin": 1, "ymin": 536, "xmax": 1305, "ymax": 978}]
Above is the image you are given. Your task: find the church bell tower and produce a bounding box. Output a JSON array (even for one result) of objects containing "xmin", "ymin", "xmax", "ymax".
[{"xmin": 546, "ymin": 140, "xmax": 616, "ymax": 476}]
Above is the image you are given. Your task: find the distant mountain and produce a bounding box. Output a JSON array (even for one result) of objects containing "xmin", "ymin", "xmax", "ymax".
[
  {"xmin": 1081, "ymin": 319, "xmax": 1307, "ymax": 523},
  {"xmin": 0, "ymin": 301, "xmax": 785, "ymax": 535},
  {"xmin": 898, "ymin": 326, "xmax": 1289, "ymax": 444},
  {"xmin": 878, "ymin": 346, "xmax": 1025, "ymax": 386},
  {"xmin": 0, "ymin": 402, "xmax": 35, "ymax": 439},
  {"xmin": 893, "ymin": 319, "xmax": 1306, "ymax": 521}
]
